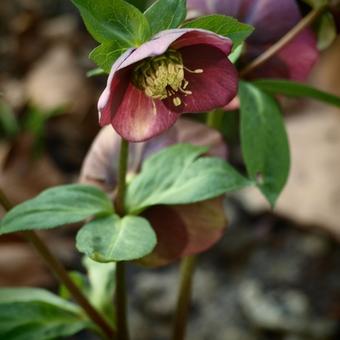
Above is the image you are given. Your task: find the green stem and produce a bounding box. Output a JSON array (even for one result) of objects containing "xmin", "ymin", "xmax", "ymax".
[
  {"xmin": 171, "ymin": 6, "xmax": 327, "ymax": 340},
  {"xmin": 172, "ymin": 255, "xmax": 197, "ymax": 340},
  {"xmin": 0, "ymin": 188, "xmax": 115, "ymax": 339},
  {"xmin": 240, "ymin": 4, "xmax": 327, "ymax": 77},
  {"xmin": 115, "ymin": 139, "xmax": 129, "ymax": 216},
  {"xmin": 115, "ymin": 261, "xmax": 129, "ymax": 340},
  {"xmin": 206, "ymin": 110, "xmax": 223, "ymax": 130},
  {"xmin": 171, "ymin": 108, "xmax": 221, "ymax": 338},
  {"xmin": 114, "ymin": 138, "xmax": 130, "ymax": 340}
]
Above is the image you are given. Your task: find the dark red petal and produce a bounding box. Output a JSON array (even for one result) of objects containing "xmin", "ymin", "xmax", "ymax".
[
  {"xmin": 171, "ymin": 30, "xmax": 232, "ymax": 55},
  {"xmin": 273, "ymin": 29, "xmax": 319, "ymax": 81},
  {"xmin": 111, "ymin": 83, "xmax": 181, "ymax": 142},
  {"xmin": 164, "ymin": 44, "xmax": 237, "ymax": 113},
  {"xmin": 139, "ymin": 198, "xmax": 226, "ymax": 267},
  {"xmin": 138, "ymin": 205, "xmax": 189, "ymax": 267},
  {"xmin": 98, "ymin": 49, "xmax": 134, "ymax": 125},
  {"xmin": 246, "ymin": 29, "xmax": 319, "ymax": 81},
  {"xmin": 175, "ymin": 198, "xmax": 226, "ymax": 257},
  {"xmin": 98, "ymin": 68, "xmax": 130, "ymax": 126}
]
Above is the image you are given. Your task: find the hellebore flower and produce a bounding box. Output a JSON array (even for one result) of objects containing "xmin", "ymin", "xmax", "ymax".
[
  {"xmin": 188, "ymin": 0, "xmax": 319, "ymax": 80},
  {"xmin": 80, "ymin": 119, "xmax": 227, "ymax": 266},
  {"xmin": 98, "ymin": 29, "xmax": 237, "ymax": 142}
]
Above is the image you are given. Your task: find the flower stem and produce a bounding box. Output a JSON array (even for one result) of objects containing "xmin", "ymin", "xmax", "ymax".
[
  {"xmin": 206, "ymin": 110, "xmax": 223, "ymax": 130},
  {"xmin": 171, "ymin": 108, "xmax": 221, "ymax": 338},
  {"xmin": 115, "ymin": 138, "xmax": 129, "ymax": 216},
  {"xmin": 172, "ymin": 255, "xmax": 197, "ymax": 340},
  {"xmin": 114, "ymin": 138, "xmax": 130, "ymax": 340},
  {"xmin": 0, "ymin": 188, "xmax": 115, "ymax": 339},
  {"xmin": 115, "ymin": 261, "xmax": 129, "ymax": 340},
  {"xmin": 240, "ymin": 5, "xmax": 327, "ymax": 77}
]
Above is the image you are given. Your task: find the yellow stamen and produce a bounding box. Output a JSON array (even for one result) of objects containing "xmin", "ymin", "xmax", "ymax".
[
  {"xmin": 173, "ymin": 97, "xmax": 182, "ymax": 106},
  {"xmin": 132, "ymin": 49, "xmax": 203, "ymax": 106},
  {"xmin": 183, "ymin": 66, "xmax": 203, "ymax": 74}
]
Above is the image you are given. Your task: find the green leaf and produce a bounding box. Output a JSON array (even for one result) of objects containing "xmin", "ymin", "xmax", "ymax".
[
  {"xmin": 126, "ymin": 0, "xmax": 149, "ymax": 11},
  {"xmin": 86, "ymin": 67, "xmax": 106, "ymax": 77},
  {"xmin": 83, "ymin": 257, "xmax": 116, "ymax": 316},
  {"xmin": 0, "ymin": 288, "xmax": 89, "ymax": 340},
  {"xmin": 59, "ymin": 272, "xmax": 88, "ymax": 302},
  {"xmin": 59, "ymin": 259, "xmax": 116, "ymax": 325},
  {"xmin": 253, "ymin": 79, "xmax": 340, "ymax": 108},
  {"xmin": 229, "ymin": 43, "xmax": 243, "ymax": 63},
  {"xmin": 301, "ymin": 0, "xmax": 327, "ymax": 8},
  {"xmin": 144, "ymin": 0, "xmax": 186, "ymax": 35},
  {"xmin": 71, "ymin": 0, "xmax": 151, "ymax": 46},
  {"xmin": 239, "ymin": 82, "xmax": 290, "ymax": 207},
  {"xmin": 0, "ymin": 184, "xmax": 113, "ymax": 234},
  {"xmin": 316, "ymin": 12, "xmax": 337, "ymax": 50},
  {"xmin": 0, "ymin": 100, "xmax": 18, "ymax": 139},
  {"xmin": 125, "ymin": 144, "xmax": 250, "ymax": 214},
  {"xmin": 89, "ymin": 42, "xmax": 128, "ymax": 74},
  {"xmin": 76, "ymin": 215, "xmax": 157, "ymax": 262},
  {"xmin": 182, "ymin": 15, "xmax": 254, "ymax": 49},
  {"xmin": 0, "ymin": 288, "xmax": 80, "ymax": 314}
]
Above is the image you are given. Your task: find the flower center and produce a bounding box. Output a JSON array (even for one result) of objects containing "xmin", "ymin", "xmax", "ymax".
[{"xmin": 131, "ymin": 49, "xmax": 203, "ymax": 107}]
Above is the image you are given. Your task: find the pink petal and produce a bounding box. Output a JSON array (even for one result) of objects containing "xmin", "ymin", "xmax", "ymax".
[
  {"xmin": 164, "ymin": 44, "xmax": 237, "ymax": 113},
  {"xmin": 171, "ymin": 29, "xmax": 233, "ymax": 55},
  {"xmin": 111, "ymin": 83, "xmax": 181, "ymax": 142},
  {"xmin": 117, "ymin": 28, "xmax": 232, "ymax": 71}
]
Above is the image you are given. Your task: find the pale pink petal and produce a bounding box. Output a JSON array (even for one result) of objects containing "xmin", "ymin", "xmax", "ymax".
[{"xmin": 171, "ymin": 30, "xmax": 233, "ymax": 55}]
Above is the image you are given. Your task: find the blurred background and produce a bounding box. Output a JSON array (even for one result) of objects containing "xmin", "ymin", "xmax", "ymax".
[{"xmin": 1, "ymin": 0, "xmax": 340, "ymax": 339}]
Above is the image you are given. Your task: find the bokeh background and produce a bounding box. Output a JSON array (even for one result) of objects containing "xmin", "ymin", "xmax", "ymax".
[{"xmin": 1, "ymin": 0, "xmax": 340, "ymax": 339}]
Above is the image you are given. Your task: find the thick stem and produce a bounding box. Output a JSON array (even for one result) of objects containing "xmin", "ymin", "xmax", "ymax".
[
  {"xmin": 0, "ymin": 188, "xmax": 115, "ymax": 339},
  {"xmin": 114, "ymin": 138, "xmax": 130, "ymax": 340},
  {"xmin": 240, "ymin": 5, "xmax": 327, "ymax": 77},
  {"xmin": 172, "ymin": 255, "xmax": 197, "ymax": 340}
]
